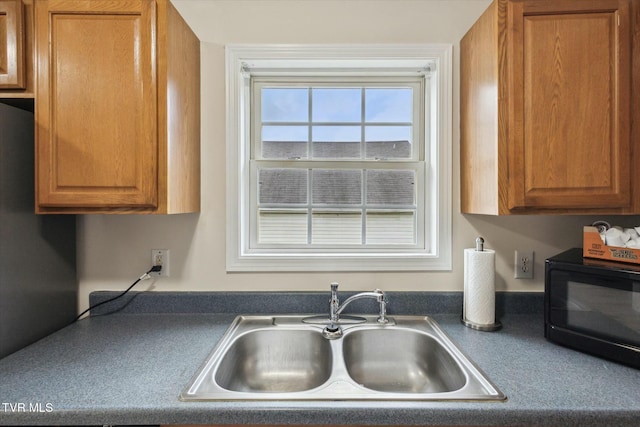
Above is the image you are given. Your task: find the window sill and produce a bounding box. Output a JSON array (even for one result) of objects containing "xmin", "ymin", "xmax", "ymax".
[{"xmin": 226, "ymin": 251, "xmax": 452, "ymax": 272}]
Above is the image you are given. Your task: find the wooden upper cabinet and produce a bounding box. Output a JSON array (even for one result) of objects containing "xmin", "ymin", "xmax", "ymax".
[
  {"xmin": 35, "ymin": 0, "xmax": 200, "ymax": 214},
  {"xmin": 0, "ymin": 0, "xmax": 24, "ymax": 88},
  {"xmin": 0, "ymin": 0, "xmax": 33, "ymax": 94},
  {"xmin": 461, "ymin": 0, "xmax": 637, "ymax": 214}
]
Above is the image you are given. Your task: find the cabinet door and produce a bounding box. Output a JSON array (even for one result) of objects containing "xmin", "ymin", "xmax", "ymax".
[
  {"xmin": 507, "ymin": 0, "xmax": 631, "ymax": 210},
  {"xmin": 0, "ymin": 0, "xmax": 25, "ymax": 89},
  {"xmin": 35, "ymin": 0, "xmax": 157, "ymax": 210}
]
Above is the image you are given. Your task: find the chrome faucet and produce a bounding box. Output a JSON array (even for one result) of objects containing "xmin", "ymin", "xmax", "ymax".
[{"xmin": 323, "ymin": 282, "xmax": 388, "ymax": 339}]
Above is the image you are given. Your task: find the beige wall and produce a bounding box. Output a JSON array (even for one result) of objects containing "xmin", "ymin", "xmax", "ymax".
[{"xmin": 76, "ymin": 0, "xmax": 639, "ymax": 313}]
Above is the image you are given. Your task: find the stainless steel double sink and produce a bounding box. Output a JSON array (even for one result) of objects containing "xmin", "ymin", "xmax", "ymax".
[{"xmin": 180, "ymin": 315, "xmax": 506, "ymax": 401}]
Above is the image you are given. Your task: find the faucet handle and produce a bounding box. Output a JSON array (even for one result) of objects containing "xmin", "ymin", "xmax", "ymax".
[
  {"xmin": 330, "ymin": 282, "xmax": 339, "ymax": 304},
  {"xmin": 373, "ymin": 289, "xmax": 388, "ymax": 324},
  {"xmin": 328, "ymin": 282, "xmax": 340, "ymax": 327}
]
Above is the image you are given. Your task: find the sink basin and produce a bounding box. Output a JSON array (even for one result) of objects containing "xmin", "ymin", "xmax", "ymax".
[
  {"xmin": 215, "ymin": 329, "xmax": 332, "ymax": 392},
  {"xmin": 343, "ymin": 329, "xmax": 466, "ymax": 393},
  {"xmin": 180, "ymin": 315, "xmax": 506, "ymax": 401}
]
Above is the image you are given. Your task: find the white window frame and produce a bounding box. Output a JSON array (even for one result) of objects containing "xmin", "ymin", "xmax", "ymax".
[{"xmin": 226, "ymin": 45, "xmax": 452, "ymax": 272}]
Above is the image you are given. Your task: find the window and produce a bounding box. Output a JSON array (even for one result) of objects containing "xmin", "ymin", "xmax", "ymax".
[
  {"xmin": 226, "ymin": 45, "xmax": 452, "ymax": 271},
  {"xmin": 254, "ymin": 80, "xmax": 423, "ymax": 247}
]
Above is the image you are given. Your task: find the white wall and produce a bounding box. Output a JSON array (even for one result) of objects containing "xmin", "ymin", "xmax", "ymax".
[{"xmin": 76, "ymin": 0, "xmax": 638, "ymax": 312}]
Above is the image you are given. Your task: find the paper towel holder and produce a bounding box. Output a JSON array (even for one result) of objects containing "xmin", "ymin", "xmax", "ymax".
[
  {"xmin": 475, "ymin": 236, "xmax": 484, "ymax": 251},
  {"xmin": 461, "ymin": 237, "xmax": 502, "ymax": 332},
  {"xmin": 461, "ymin": 316, "xmax": 501, "ymax": 331}
]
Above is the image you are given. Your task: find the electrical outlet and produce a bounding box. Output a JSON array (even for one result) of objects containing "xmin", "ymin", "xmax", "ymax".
[
  {"xmin": 515, "ymin": 250, "xmax": 534, "ymax": 279},
  {"xmin": 151, "ymin": 249, "xmax": 170, "ymax": 277}
]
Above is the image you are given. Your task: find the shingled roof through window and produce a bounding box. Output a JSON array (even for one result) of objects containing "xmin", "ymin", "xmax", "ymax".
[{"xmin": 259, "ymin": 141, "xmax": 414, "ymax": 206}]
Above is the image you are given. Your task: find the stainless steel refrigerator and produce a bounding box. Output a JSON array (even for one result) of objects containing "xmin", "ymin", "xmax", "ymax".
[{"xmin": 0, "ymin": 99, "xmax": 76, "ymax": 359}]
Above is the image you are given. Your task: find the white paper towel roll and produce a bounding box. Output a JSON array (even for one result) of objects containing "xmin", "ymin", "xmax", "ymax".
[{"xmin": 464, "ymin": 248, "xmax": 496, "ymax": 326}]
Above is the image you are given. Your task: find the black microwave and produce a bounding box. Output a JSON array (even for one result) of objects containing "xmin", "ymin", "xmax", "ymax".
[{"xmin": 545, "ymin": 248, "xmax": 640, "ymax": 369}]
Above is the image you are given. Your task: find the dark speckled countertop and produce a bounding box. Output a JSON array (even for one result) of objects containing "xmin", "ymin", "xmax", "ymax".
[{"xmin": 0, "ymin": 292, "xmax": 638, "ymax": 426}]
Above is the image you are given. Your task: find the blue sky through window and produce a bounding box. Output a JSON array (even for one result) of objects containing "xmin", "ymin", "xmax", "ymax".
[
  {"xmin": 261, "ymin": 87, "xmax": 413, "ymax": 147},
  {"xmin": 261, "ymin": 88, "xmax": 308, "ymax": 122},
  {"xmin": 365, "ymin": 88, "xmax": 412, "ymax": 123},
  {"xmin": 312, "ymin": 88, "xmax": 361, "ymax": 122}
]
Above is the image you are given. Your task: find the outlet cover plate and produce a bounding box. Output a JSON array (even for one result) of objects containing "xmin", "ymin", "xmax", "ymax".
[
  {"xmin": 515, "ymin": 250, "xmax": 533, "ymax": 279},
  {"xmin": 151, "ymin": 249, "xmax": 170, "ymax": 277}
]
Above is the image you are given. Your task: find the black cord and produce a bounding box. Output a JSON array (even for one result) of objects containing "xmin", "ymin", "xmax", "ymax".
[{"xmin": 73, "ymin": 266, "xmax": 162, "ymax": 322}]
